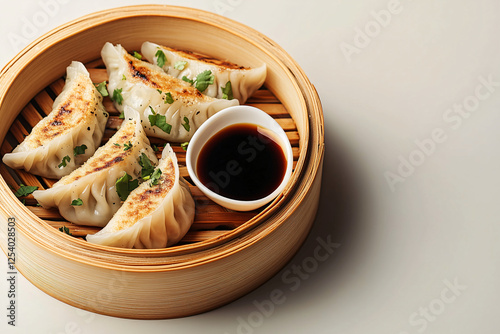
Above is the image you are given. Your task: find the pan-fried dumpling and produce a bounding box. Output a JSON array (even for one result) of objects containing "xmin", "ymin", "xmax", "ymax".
[
  {"xmin": 141, "ymin": 41, "xmax": 267, "ymax": 104},
  {"xmin": 86, "ymin": 144, "xmax": 195, "ymax": 249},
  {"xmin": 33, "ymin": 107, "xmax": 158, "ymax": 227},
  {"xmin": 101, "ymin": 42, "xmax": 238, "ymax": 142},
  {"xmin": 2, "ymin": 61, "xmax": 108, "ymax": 179}
]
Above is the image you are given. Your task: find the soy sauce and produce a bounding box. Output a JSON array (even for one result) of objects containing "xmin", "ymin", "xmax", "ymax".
[{"xmin": 197, "ymin": 123, "xmax": 287, "ymax": 201}]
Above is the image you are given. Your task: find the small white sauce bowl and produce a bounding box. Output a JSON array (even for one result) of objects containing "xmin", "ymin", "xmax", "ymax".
[{"xmin": 186, "ymin": 105, "xmax": 293, "ymax": 211}]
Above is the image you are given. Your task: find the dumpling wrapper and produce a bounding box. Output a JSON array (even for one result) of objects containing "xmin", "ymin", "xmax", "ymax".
[
  {"xmin": 141, "ymin": 41, "xmax": 267, "ymax": 104},
  {"xmin": 33, "ymin": 107, "xmax": 158, "ymax": 227},
  {"xmin": 86, "ymin": 144, "xmax": 195, "ymax": 249},
  {"xmin": 101, "ymin": 42, "xmax": 239, "ymax": 142},
  {"xmin": 2, "ymin": 61, "xmax": 108, "ymax": 179}
]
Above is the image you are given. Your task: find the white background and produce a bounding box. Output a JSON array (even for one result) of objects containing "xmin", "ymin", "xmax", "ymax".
[{"xmin": 1, "ymin": 0, "xmax": 500, "ymax": 333}]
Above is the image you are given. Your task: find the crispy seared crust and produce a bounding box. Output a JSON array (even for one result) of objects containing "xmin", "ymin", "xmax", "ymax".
[
  {"xmin": 159, "ymin": 45, "xmax": 248, "ymax": 70},
  {"xmin": 23, "ymin": 73, "xmax": 102, "ymax": 149},
  {"xmin": 124, "ymin": 52, "xmax": 210, "ymax": 104},
  {"xmin": 111, "ymin": 156, "xmax": 175, "ymax": 231}
]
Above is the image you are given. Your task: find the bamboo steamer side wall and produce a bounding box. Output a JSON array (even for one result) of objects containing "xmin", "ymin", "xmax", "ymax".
[{"xmin": 0, "ymin": 5, "xmax": 324, "ymax": 319}]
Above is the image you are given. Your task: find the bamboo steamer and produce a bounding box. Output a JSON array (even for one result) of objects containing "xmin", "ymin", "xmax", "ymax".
[{"xmin": 0, "ymin": 5, "xmax": 324, "ymax": 319}]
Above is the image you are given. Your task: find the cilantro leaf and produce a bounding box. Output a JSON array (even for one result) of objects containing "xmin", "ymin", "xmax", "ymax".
[
  {"xmin": 133, "ymin": 51, "xmax": 142, "ymax": 60},
  {"xmin": 155, "ymin": 49, "xmax": 167, "ymax": 68},
  {"xmin": 155, "ymin": 115, "xmax": 172, "ymax": 134},
  {"xmin": 123, "ymin": 141, "xmax": 133, "ymax": 151},
  {"xmin": 195, "ymin": 70, "xmax": 214, "ymax": 92},
  {"xmin": 139, "ymin": 153, "xmax": 155, "ymax": 180},
  {"xmin": 150, "ymin": 168, "xmax": 162, "ymax": 186},
  {"xmin": 182, "ymin": 76, "xmax": 194, "ymax": 85},
  {"xmin": 148, "ymin": 112, "xmax": 157, "ymax": 126},
  {"xmin": 15, "ymin": 184, "xmax": 38, "ymax": 197},
  {"xmin": 152, "ymin": 144, "xmax": 159, "ymax": 152},
  {"xmin": 156, "ymin": 89, "xmax": 163, "ymax": 94},
  {"xmin": 174, "ymin": 61, "xmax": 187, "ymax": 70},
  {"xmin": 180, "ymin": 142, "xmax": 189, "ymax": 151},
  {"xmin": 115, "ymin": 173, "xmax": 139, "ymax": 201},
  {"xmin": 58, "ymin": 155, "xmax": 71, "ymax": 168},
  {"xmin": 59, "ymin": 226, "xmax": 73, "ymax": 236},
  {"xmin": 94, "ymin": 81, "xmax": 109, "ymax": 97},
  {"xmin": 165, "ymin": 92, "xmax": 174, "ymax": 104},
  {"xmin": 112, "ymin": 88, "xmax": 123, "ymax": 105},
  {"xmin": 119, "ymin": 110, "xmax": 124, "ymax": 119},
  {"xmin": 182, "ymin": 116, "xmax": 190, "ymax": 132},
  {"xmin": 222, "ymin": 81, "xmax": 233, "ymax": 100},
  {"xmin": 71, "ymin": 198, "xmax": 83, "ymax": 206},
  {"xmin": 122, "ymin": 74, "xmax": 126, "ymax": 81},
  {"xmin": 148, "ymin": 107, "xmax": 172, "ymax": 134},
  {"xmin": 73, "ymin": 144, "xmax": 88, "ymax": 156},
  {"xmin": 182, "ymin": 71, "xmax": 215, "ymax": 92}
]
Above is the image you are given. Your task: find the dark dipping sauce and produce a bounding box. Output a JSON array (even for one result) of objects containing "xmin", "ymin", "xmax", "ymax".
[{"xmin": 197, "ymin": 123, "xmax": 287, "ymax": 201}]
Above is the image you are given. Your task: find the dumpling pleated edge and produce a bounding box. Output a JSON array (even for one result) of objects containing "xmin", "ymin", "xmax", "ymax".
[{"xmin": 86, "ymin": 144, "xmax": 195, "ymax": 249}]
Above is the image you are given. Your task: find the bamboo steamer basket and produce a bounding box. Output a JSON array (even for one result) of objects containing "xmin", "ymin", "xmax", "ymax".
[{"xmin": 0, "ymin": 5, "xmax": 324, "ymax": 319}]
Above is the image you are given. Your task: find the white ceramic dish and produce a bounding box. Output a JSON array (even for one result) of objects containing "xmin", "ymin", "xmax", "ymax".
[{"xmin": 186, "ymin": 105, "xmax": 293, "ymax": 211}]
